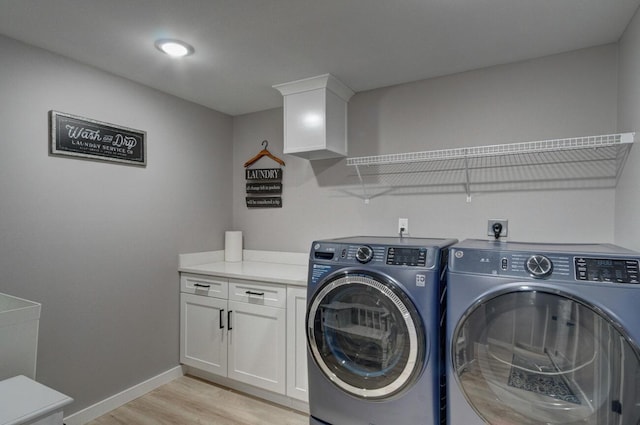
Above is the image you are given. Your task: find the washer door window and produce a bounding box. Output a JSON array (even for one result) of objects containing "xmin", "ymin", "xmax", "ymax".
[
  {"xmin": 453, "ymin": 289, "xmax": 640, "ymax": 425},
  {"xmin": 307, "ymin": 272, "xmax": 426, "ymax": 400}
]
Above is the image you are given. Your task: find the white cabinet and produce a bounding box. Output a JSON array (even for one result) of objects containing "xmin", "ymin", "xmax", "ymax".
[
  {"xmin": 227, "ymin": 300, "xmax": 286, "ymax": 393},
  {"xmin": 273, "ymin": 73, "xmax": 354, "ymax": 160},
  {"xmin": 180, "ymin": 273, "xmax": 227, "ymax": 298},
  {"xmin": 286, "ymin": 286, "xmax": 308, "ymax": 402},
  {"xmin": 227, "ymin": 280, "xmax": 286, "ymax": 394},
  {"xmin": 180, "ymin": 274, "xmax": 287, "ymax": 395},
  {"xmin": 180, "ymin": 293, "xmax": 227, "ymax": 375}
]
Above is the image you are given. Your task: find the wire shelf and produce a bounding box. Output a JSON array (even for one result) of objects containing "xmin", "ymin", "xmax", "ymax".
[{"xmin": 346, "ymin": 133, "xmax": 634, "ymax": 202}]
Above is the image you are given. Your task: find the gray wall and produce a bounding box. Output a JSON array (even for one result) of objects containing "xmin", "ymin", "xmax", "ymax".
[
  {"xmin": 0, "ymin": 36, "xmax": 233, "ymax": 413},
  {"xmin": 616, "ymin": 6, "xmax": 640, "ymax": 251},
  {"xmin": 0, "ymin": 17, "xmax": 636, "ymax": 418},
  {"xmin": 233, "ymin": 45, "xmax": 620, "ymax": 252}
]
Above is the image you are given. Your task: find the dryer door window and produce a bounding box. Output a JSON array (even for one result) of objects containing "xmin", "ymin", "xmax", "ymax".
[
  {"xmin": 307, "ymin": 272, "xmax": 426, "ymax": 399},
  {"xmin": 452, "ymin": 289, "xmax": 640, "ymax": 425}
]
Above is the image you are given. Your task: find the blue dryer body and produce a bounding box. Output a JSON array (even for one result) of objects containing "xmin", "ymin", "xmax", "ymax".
[{"xmin": 446, "ymin": 239, "xmax": 640, "ymax": 425}]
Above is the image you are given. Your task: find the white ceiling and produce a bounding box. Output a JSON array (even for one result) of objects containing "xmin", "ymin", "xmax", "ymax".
[{"xmin": 1, "ymin": 0, "xmax": 639, "ymax": 116}]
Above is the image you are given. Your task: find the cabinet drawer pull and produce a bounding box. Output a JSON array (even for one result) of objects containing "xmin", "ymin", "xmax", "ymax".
[
  {"xmin": 245, "ymin": 290, "xmax": 265, "ymax": 296},
  {"xmin": 228, "ymin": 310, "xmax": 233, "ymax": 330},
  {"xmin": 193, "ymin": 283, "xmax": 211, "ymax": 288},
  {"xmin": 219, "ymin": 309, "xmax": 225, "ymax": 329}
]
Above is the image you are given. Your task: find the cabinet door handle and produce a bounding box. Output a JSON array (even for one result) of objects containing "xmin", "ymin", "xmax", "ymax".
[
  {"xmin": 219, "ymin": 309, "xmax": 225, "ymax": 329},
  {"xmin": 245, "ymin": 290, "xmax": 264, "ymax": 296},
  {"xmin": 228, "ymin": 310, "xmax": 233, "ymax": 330},
  {"xmin": 193, "ymin": 283, "xmax": 211, "ymax": 288}
]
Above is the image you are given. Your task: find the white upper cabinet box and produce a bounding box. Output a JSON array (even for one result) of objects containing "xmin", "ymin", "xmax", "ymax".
[{"xmin": 274, "ymin": 74, "xmax": 354, "ymax": 160}]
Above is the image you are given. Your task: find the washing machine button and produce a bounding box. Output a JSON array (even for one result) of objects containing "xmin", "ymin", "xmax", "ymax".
[
  {"xmin": 356, "ymin": 245, "xmax": 374, "ymax": 263},
  {"xmin": 525, "ymin": 254, "xmax": 553, "ymax": 278},
  {"xmin": 501, "ymin": 258, "xmax": 508, "ymax": 270}
]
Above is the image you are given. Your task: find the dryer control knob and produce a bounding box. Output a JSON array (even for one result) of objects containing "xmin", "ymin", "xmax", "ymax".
[
  {"xmin": 525, "ymin": 255, "xmax": 553, "ymax": 278},
  {"xmin": 356, "ymin": 246, "xmax": 374, "ymax": 264}
]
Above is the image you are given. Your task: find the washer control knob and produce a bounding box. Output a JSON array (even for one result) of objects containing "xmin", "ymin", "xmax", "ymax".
[
  {"xmin": 525, "ymin": 255, "xmax": 553, "ymax": 278},
  {"xmin": 356, "ymin": 246, "xmax": 374, "ymax": 264}
]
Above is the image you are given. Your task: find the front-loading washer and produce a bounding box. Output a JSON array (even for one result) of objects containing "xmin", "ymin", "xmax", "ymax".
[
  {"xmin": 446, "ymin": 239, "xmax": 640, "ymax": 425},
  {"xmin": 306, "ymin": 236, "xmax": 456, "ymax": 425}
]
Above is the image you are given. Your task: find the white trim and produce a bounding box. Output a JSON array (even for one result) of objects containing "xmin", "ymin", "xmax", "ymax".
[
  {"xmin": 273, "ymin": 73, "xmax": 354, "ymax": 102},
  {"xmin": 63, "ymin": 366, "xmax": 184, "ymax": 425}
]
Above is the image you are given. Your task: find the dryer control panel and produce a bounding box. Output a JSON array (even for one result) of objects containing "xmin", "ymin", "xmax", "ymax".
[
  {"xmin": 575, "ymin": 257, "xmax": 639, "ymax": 284},
  {"xmin": 450, "ymin": 242, "xmax": 640, "ymax": 284}
]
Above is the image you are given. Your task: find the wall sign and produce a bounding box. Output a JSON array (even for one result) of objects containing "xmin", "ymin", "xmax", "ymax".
[
  {"xmin": 49, "ymin": 110, "xmax": 146, "ymax": 166},
  {"xmin": 245, "ymin": 167, "xmax": 283, "ymax": 208},
  {"xmin": 246, "ymin": 197, "xmax": 282, "ymax": 208},
  {"xmin": 243, "ymin": 140, "xmax": 285, "ymax": 209},
  {"xmin": 246, "ymin": 182, "xmax": 283, "ymax": 194},
  {"xmin": 245, "ymin": 168, "xmax": 282, "ymax": 180}
]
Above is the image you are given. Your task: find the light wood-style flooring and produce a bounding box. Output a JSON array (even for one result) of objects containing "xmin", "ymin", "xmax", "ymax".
[{"xmin": 86, "ymin": 375, "xmax": 309, "ymax": 425}]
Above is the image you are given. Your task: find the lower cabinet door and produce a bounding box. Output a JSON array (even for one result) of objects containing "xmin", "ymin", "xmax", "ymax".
[
  {"xmin": 286, "ymin": 286, "xmax": 308, "ymax": 402},
  {"xmin": 180, "ymin": 293, "xmax": 227, "ymax": 376},
  {"xmin": 227, "ymin": 300, "xmax": 286, "ymax": 394}
]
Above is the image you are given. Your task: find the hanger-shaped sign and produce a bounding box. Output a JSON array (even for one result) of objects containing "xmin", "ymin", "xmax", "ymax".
[{"xmin": 244, "ymin": 140, "xmax": 285, "ymax": 167}]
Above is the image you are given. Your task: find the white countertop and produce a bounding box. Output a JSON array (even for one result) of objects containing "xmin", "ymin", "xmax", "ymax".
[{"xmin": 179, "ymin": 250, "xmax": 309, "ymax": 286}]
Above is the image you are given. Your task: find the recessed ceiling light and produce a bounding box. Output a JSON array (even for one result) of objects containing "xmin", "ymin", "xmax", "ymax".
[{"xmin": 155, "ymin": 39, "xmax": 194, "ymax": 58}]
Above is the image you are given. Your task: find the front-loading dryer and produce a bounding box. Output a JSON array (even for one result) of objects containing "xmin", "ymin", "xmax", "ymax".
[
  {"xmin": 446, "ymin": 239, "xmax": 640, "ymax": 425},
  {"xmin": 307, "ymin": 236, "xmax": 456, "ymax": 425}
]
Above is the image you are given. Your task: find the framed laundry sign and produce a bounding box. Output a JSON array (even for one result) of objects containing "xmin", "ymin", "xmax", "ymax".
[
  {"xmin": 49, "ymin": 111, "xmax": 146, "ymax": 166},
  {"xmin": 244, "ymin": 140, "xmax": 285, "ymax": 208},
  {"xmin": 245, "ymin": 169, "xmax": 283, "ymax": 208}
]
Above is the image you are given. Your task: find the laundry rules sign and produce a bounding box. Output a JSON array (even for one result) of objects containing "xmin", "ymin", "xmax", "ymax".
[{"xmin": 245, "ymin": 168, "xmax": 282, "ymax": 208}]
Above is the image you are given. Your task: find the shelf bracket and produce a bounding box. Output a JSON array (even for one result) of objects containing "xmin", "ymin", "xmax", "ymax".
[
  {"xmin": 354, "ymin": 165, "xmax": 370, "ymax": 204},
  {"xmin": 615, "ymin": 134, "xmax": 634, "ymax": 185},
  {"xmin": 464, "ymin": 152, "xmax": 472, "ymax": 203}
]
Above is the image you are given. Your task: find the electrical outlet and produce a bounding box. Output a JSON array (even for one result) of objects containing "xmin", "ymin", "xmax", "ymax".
[
  {"xmin": 398, "ymin": 218, "xmax": 409, "ymax": 236},
  {"xmin": 487, "ymin": 219, "xmax": 508, "ymax": 239}
]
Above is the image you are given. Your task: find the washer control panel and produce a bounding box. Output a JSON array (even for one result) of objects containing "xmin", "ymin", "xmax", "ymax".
[
  {"xmin": 575, "ymin": 258, "xmax": 639, "ymax": 284},
  {"xmin": 313, "ymin": 243, "xmax": 436, "ymax": 268}
]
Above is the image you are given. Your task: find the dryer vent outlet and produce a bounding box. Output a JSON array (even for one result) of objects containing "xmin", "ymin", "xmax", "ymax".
[{"xmin": 488, "ymin": 219, "xmax": 508, "ymax": 239}]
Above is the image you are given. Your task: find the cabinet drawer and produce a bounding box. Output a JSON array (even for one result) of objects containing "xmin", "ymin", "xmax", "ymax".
[
  {"xmin": 180, "ymin": 273, "xmax": 228, "ymax": 299},
  {"xmin": 229, "ymin": 280, "xmax": 286, "ymax": 308}
]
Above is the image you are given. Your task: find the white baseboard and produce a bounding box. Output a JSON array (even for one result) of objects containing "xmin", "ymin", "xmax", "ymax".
[{"xmin": 63, "ymin": 365, "xmax": 184, "ymax": 425}]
